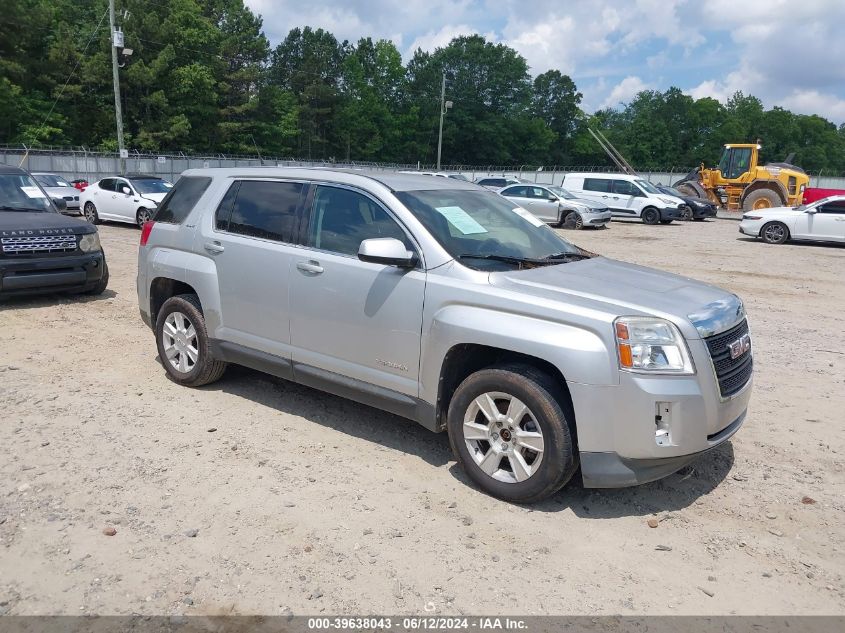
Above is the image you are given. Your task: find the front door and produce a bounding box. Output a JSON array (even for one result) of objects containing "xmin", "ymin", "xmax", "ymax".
[
  {"xmin": 289, "ymin": 184, "xmax": 425, "ymax": 397},
  {"xmin": 793, "ymin": 200, "xmax": 845, "ymax": 241},
  {"xmin": 200, "ymin": 179, "xmax": 306, "ymax": 358},
  {"xmin": 611, "ymin": 180, "xmax": 641, "ymax": 217},
  {"xmin": 111, "ymin": 177, "xmax": 139, "ymax": 222}
]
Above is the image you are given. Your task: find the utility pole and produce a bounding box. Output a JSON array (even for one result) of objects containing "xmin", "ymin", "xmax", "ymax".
[
  {"xmin": 109, "ymin": 0, "xmax": 126, "ymax": 174},
  {"xmin": 436, "ymin": 73, "xmax": 452, "ymax": 170}
]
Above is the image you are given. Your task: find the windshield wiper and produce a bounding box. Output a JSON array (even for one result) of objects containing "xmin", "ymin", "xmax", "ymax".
[
  {"xmin": 458, "ymin": 254, "xmax": 550, "ymax": 267},
  {"xmin": 544, "ymin": 252, "xmax": 592, "ymax": 261}
]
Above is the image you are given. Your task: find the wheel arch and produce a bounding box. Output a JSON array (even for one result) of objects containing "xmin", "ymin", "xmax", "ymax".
[
  {"xmin": 435, "ymin": 344, "xmax": 576, "ymax": 435},
  {"xmin": 149, "ymin": 277, "xmax": 201, "ymax": 325}
]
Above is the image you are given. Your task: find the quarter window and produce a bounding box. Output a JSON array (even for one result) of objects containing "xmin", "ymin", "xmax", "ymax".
[
  {"xmin": 153, "ymin": 176, "xmax": 212, "ymax": 224},
  {"xmin": 219, "ymin": 180, "xmax": 304, "ymax": 242},
  {"xmin": 307, "ymin": 186, "xmax": 411, "ymax": 257},
  {"xmin": 583, "ymin": 178, "xmax": 611, "ymax": 193}
]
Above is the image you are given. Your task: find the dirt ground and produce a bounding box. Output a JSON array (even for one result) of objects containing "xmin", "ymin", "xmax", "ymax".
[{"xmin": 1, "ymin": 216, "xmax": 843, "ymax": 617}]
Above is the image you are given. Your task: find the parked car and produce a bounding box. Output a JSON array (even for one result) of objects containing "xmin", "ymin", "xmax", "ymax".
[
  {"xmin": 475, "ymin": 176, "xmax": 529, "ymax": 189},
  {"xmin": 498, "ymin": 183, "xmax": 612, "ymax": 229},
  {"xmin": 802, "ymin": 187, "xmax": 845, "ymax": 204},
  {"xmin": 81, "ymin": 174, "xmax": 173, "ymax": 227},
  {"xmin": 31, "ymin": 172, "xmax": 81, "ymax": 214},
  {"xmin": 0, "ymin": 165, "xmax": 108, "ymax": 298},
  {"xmin": 137, "ymin": 168, "xmax": 752, "ymax": 502},
  {"xmin": 562, "ymin": 173, "xmax": 685, "ymax": 224},
  {"xmin": 71, "ymin": 179, "xmax": 89, "ymax": 190},
  {"xmin": 399, "ymin": 171, "xmax": 469, "ymax": 181},
  {"xmin": 738, "ymin": 195, "xmax": 845, "ymax": 244},
  {"xmin": 655, "ymin": 184, "xmax": 717, "ymax": 221}
]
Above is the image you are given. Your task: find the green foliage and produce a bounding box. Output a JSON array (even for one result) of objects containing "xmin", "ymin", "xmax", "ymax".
[{"xmin": 1, "ymin": 2, "xmax": 843, "ymax": 173}]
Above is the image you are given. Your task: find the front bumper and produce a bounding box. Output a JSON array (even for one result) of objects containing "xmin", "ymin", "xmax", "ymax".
[
  {"xmin": 585, "ymin": 212, "xmax": 613, "ymax": 226},
  {"xmin": 738, "ymin": 221, "xmax": 762, "ymax": 237},
  {"xmin": 691, "ymin": 205, "xmax": 717, "ymax": 219},
  {"xmin": 0, "ymin": 251, "xmax": 106, "ymax": 297},
  {"xmin": 659, "ymin": 206, "xmax": 684, "ymax": 221},
  {"xmin": 568, "ymin": 336, "xmax": 753, "ymax": 488}
]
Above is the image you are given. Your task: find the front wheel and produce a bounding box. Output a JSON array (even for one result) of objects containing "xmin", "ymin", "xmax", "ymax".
[
  {"xmin": 82, "ymin": 261, "xmax": 109, "ymax": 295},
  {"xmin": 155, "ymin": 294, "xmax": 227, "ymax": 387},
  {"xmin": 642, "ymin": 208, "xmax": 660, "ymax": 225},
  {"xmin": 447, "ymin": 364, "xmax": 577, "ymax": 503},
  {"xmin": 136, "ymin": 207, "xmax": 152, "ymax": 228},
  {"xmin": 561, "ymin": 211, "xmax": 583, "ymax": 230},
  {"xmin": 83, "ymin": 202, "xmax": 99, "ymax": 224},
  {"xmin": 761, "ymin": 221, "xmax": 789, "ymax": 245}
]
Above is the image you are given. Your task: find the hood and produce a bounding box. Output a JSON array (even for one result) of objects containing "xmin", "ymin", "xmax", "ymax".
[
  {"xmin": 657, "ymin": 194, "xmax": 685, "ymax": 207},
  {"xmin": 684, "ymin": 195, "xmax": 714, "ymax": 207},
  {"xmin": 41, "ymin": 186, "xmax": 79, "ymax": 198},
  {"xmin": 140, "ymin": 192, "xmax": 167, "ymax": 204},
  {"xmin": 746, "ymin": 205, "xmax": 802, "ymax": 216},
  {"xmin": 489, "ymin": 257, "xmax": 742, "ymax": 339},
  {"xmin": 0, "ymin": 211, "xmax": 96, "ymax": 236}
]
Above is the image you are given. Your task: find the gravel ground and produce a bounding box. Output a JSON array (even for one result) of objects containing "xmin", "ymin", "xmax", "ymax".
[{"xmin": 1, "ymin": 217, "xmax": 843, "ymax": 616}]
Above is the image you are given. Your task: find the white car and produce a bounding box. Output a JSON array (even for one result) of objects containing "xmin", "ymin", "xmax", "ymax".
[
  {"xmin": 561, "ymin": 173, "xmax": 686, "ymax": 224},
  {"xmin": 738, "ymin": 195, "xmax": 845, "ymax": 244},
  {"xmin": 81, "ymin": 175, "xmax": 173, "ymax": 227},
  {"xmin": 498, "ymin": 183, "xmax": 612, "ymax": 229},
  {"xmin": 31, "ymin": 172, "xmax": 81, "ymax": 214}
]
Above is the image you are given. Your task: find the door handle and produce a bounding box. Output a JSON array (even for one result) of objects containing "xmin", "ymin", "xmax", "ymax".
[
  {"xmin": 296, "ymin": 260, "xmax": 324, "ymax": 274},
  {"xmin": 204, "ymin": 241, "xmax": 225, "ymax": 254},
  {"xmin": 601, "ymin": 195, "xmax": 609, "ymax": 198}
]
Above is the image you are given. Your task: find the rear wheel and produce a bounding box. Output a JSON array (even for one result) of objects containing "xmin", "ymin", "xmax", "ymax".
[
  {"xmin": 743, "ymin": 189, "xmax": 781, "ymax": 211},
  {"xmin": 761, "ymin": 221, "xmax": 789, "ymax": 244},
  {"xmin": 561, "ymin": 210, "xmax": 583, "ymax": 230},
  {"xmin": 83, "ymin": 202, "xmax": 99, "ymax": 224},
  {"xmin": 155, "ymin": 294, "xmax": 227, "ymax": 387},
  {"xmin": 136, "ymin": 207, "xmax": 152, "ymax": 228},
  {"xmin": 642, "ymin": 208, "xmax": 660, "ymax": 225},
  {"xmin": 447, "ymin": 364, "xmax": 577, "ymax": 503}
]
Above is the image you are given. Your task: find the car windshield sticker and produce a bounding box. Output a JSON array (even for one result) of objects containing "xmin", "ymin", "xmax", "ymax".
[
  {"xmin": 164, "ymin": 183, "xmax": 173, "ymax": 188},
  {"xmin": 511, "ymin": 206, "xmax": 544, "ymax": 227},
  {"xmin": 435, "ymin": 206, "xmax": 488, "ymax": 235},
  {"xmin": 20, "ymin": 186, "xmax": 46, "ymax": 198}
]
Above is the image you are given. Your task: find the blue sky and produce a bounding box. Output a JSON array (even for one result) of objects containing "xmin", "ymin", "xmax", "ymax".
[{"xmin": 246, "ymin": 0, "xmax": 845, "ymax": 123}]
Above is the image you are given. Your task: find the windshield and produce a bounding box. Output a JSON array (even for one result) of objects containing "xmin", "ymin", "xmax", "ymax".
[
  {"xmin": 795, "ymin": 196, "xmax": 833, "ymax": 211},
  {"xmin": 34, "ymin": 174, "xmax": 71, "ymax": 188},
  {"xmin": 659, "ymin": 185, "xmax": 683, "ymax": 197},
  {"xmin": 635, "ymin": 179, "xmax": 660, "ymax": 194},
  {"xmin": 448, "ymin": 174, "xmax": 469, "ymax": 181},
  {"xmin": 131, "ymin": 178, "xmax": 173, "ymax": 194},
  {"xmin": 548, "ymin": 186, "xmax": 577, "ymax": 200},
  {"xmin": 0, "ymin": 173, "xmax": 56, "ymax": 213},
  {"xmin": 395, "ymin": 189, "xmax": 587, "ymax": 271}
]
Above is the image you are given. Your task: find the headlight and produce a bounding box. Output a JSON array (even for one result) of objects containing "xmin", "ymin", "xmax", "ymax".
[
  {"xmin": 614, "ymin": 317, "xmax": 694, "ymax": 374},
  {"xmin": 78, "ymin": 232, "xmax": 102, "ymax": 253}
]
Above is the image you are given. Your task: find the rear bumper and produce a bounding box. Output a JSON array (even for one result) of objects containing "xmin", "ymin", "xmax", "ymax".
[{"xmin": 0, "ymin": 252, "xmax": 105, "ymax": 297}]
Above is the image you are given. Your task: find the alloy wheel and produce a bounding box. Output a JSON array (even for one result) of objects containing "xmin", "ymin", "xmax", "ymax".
[
  {"xmin": 462, "ymin": 391, "xmax": 545, "ymax": 484},
  {"xmin": 162, "ymin": 311, "xmax": 199, "ymax": 374}
]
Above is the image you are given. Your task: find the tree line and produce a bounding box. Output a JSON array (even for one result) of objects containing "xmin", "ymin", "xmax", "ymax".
[{"xmin": 2, "ymin": 0, "xmax": 844, "ymax": 173}]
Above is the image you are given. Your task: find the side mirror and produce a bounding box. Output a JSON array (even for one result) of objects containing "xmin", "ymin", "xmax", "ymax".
[
  {"xmin": 358, "ymin": 238, "xmax": 417, "ymax": 268},
  {"xmin": 121, "ymin": 186, "xmax": 132, "ymax": 195},
  {"xmin": 806, "ymin": 207, "xmax": 818, "ymax": 214},
  {"xmin": 51, "ymin": 197, "xmax": 67, "ymax": 212},
  {"xmin": 548, "ymin": 195, "xmax": 558, "ymax": 202}
]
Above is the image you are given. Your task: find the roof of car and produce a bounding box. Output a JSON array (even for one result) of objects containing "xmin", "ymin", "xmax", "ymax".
[
  {"xmin": 0, "ymin": 164, "xmax": 28, "ymax": 175},
  {"xmin": 178, "ymin": 167, "xmax": 482, "ymax": 192}
]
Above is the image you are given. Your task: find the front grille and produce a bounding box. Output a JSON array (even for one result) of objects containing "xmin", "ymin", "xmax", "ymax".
[
  {"xmin": 62, "ymin": 195, "xmax": 79, "ymax": 201},
  {"xmin": 1, "ymin": 235, "xmax": 77, "ymax": 255},
  {"xmin": 704, "ymin": 319, "xmax": 753, "ymax": 398}
]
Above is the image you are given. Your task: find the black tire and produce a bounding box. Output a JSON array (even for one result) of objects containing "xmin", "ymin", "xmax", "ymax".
[
  {"xmin": 83, "ymin": 260, "xmax": 109, "ymax": 295},
  {"xmin": 136, "ymin": 207, "xmax": 152, "ymax": 228},
  {"xmin": 761, "ymin": 221, "xmax": 789, "ymax": 245},
  {"xmin": 743, "ymin": 189, "xmax": 782, "ymax": 211},
  {"xmin": 693, "ymin": 217, "xmax": 706, "ymax": 222},
  {"xmin": 681, "ymin": 206, "xmax": 693, "ymax": 221},
  {"xmin": 83, "ymin": 202, "xmax": 99, "ymax": 224},
  {"xmin": 642, "ymin": 207, "xmax": 660, "ymax": 225},
  {"xmin": 561, "ymin": 210, "xmax": 583, "ymax": 230},
  {"xmin": 155, "ymin": 293, "xmax": 227, "ymax": 387},
  {"xmin": 447, "ymin": 363, "xmax": 578, "ymax": 503},
  {"xmin": 660, "ymin": 219, "xmax": 674, "ymax": 224}
]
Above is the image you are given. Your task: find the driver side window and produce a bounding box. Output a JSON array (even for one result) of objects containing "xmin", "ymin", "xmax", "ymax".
[{"xmin": 307, "ymin": 186, "xmax": 412, "ymax": 257}]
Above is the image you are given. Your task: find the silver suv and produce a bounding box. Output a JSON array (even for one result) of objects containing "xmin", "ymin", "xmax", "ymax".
[{"xmin": 137, "ymin": 168, "xmax": 753, "ymax": 502}]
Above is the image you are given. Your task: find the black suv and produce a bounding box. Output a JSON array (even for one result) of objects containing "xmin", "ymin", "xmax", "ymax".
[{"xmin": 0, "ymin": 164, "xmax": 108, "ymax": 298}]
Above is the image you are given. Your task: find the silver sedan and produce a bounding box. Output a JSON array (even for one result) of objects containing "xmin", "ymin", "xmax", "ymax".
[{"xmin": 498, "ymin": 184, "xmax": 612, "ymax": 229}]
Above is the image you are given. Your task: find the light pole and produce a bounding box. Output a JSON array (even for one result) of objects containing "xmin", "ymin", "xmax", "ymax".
[
  {"xmin": 436, "ymin": 72, "xmax": 452, "ymax": 170},
  {"xmin": 109, "ymin": 0, "xmax": 127, "ymax": 174}
]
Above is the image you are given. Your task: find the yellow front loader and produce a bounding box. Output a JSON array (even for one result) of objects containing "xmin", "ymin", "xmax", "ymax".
[{"xmin": 675, "ymin": 143, "xmax": 809, "ymax": 211}]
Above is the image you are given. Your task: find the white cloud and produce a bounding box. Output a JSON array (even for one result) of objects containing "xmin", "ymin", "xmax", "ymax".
[
  {"xmin": 600, "ymin": 76, "xmax": 652, "ymax": 109},
  {"xmin": 781, "ymin": 90, "xmax": 845, "ymax": 122},
  {"xmin": 406, "ymin": 24, "xmax": 479, "ymax": 55}
]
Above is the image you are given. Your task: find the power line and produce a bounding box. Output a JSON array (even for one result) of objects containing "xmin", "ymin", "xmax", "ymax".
[{"xmin": 21, "ymin": 8, "xmax": 110, "ymax": 157}]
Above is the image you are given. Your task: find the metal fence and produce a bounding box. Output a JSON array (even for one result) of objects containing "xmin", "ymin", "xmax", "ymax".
[{"xmin": 3, "ymin": 144, "xmax": 844, "ymax": 189}]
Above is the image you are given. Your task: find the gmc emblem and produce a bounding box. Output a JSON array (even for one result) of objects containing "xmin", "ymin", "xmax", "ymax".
[{"xmin": 728, "ymin": 333, "xmax": 751, "ymax": 360}]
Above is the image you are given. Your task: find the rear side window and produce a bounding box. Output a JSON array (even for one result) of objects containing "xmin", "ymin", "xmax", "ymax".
[
  {"xmin": 99, "ymin": 179, "xmax": 114, "ymax": 192},
  {"xmin": 219, "ymin": 180, "xmax": 305, "ymax": 242},
  {"xmin": 502, "ymin": 186, "xmax": 528, "ymax": 197},
  {"xmin": 153, "ymin": 176, "xmax": 212, "ymax": 224},
  {"xmin": 584, "ymin": 178, "xmax": 611, "ymax": 193},
  {"xmin": 479, "ymin": 178, "xmax": 504, "ymax": 187}
]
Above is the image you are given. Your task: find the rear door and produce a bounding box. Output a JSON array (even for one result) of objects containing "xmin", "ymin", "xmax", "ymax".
[
  {"xmin": 201, "ymin": 179, "xmax": 306, "ymax": 359},
  {"xmin": 289, "ymin": 184, "xmax": 425, "ymax": 398},
  {"xmin": 523, "ymin": 186, "xmax": 560, "ymax": 223},
  {"xmin": 580, "ymin": 177, "xmax": 613, "ymax": 208},
  {"xmin": 91, "ymin": 179, "xmax": 115, "ymax": 219},
  {"xmin": 499, "ymin": 185, "xmax": 532, "ymax": 209}
]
